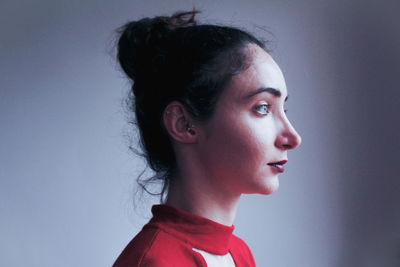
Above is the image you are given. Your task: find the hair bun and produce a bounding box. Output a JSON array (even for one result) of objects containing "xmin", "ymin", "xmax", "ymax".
[
  {"xmin": 168, "ymin": 11, "xmax": 198, "ymax": 29},
  {"xmin": 117, "ymin": 11, "xmax": 198, "ymax": 91}
]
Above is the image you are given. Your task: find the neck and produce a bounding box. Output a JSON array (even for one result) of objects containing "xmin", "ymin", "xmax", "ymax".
[{"xmin": 166, "ymin": 173, "xmax": 241, "ymax": 226}]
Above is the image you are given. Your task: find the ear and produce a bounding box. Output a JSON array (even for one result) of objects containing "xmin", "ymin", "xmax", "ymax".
[{"xmin": 163, "ymin": 101, "xmax": 198, "ymax": 144}]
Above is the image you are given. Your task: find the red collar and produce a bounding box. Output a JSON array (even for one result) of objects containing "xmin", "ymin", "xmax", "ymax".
[{"xmin": 147, "ymin": 204, "xmax": 235, "ymax": 255}]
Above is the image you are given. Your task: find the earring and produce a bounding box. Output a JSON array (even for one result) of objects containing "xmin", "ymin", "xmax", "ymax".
[{"xmin": 186, "ymin": 123, "xmax": 196, "ymax": 135}]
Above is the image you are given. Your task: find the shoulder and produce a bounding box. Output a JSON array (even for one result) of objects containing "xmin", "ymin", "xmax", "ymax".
[
  {"xmin": 230, "ymin": 234, "xmax": 256, "ymax": 266},
  {"xmin": 113, "ymin": 225, "xmax": 204, "ymax": 267}
]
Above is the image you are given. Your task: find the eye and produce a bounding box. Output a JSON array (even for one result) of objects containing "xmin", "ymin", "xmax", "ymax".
[{"xmin": 254, "ymin": 104, "xmax": 271, "ymax": 115}]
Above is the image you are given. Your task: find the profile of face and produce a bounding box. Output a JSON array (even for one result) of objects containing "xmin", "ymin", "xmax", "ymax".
[{"xmin": 196, "ymin": 44, "xmax": 302, "ymax": 196}]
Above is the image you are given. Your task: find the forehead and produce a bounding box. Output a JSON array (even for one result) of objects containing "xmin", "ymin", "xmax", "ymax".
[{"xmin": 224, "ymin": 45, "xmax": 287, "ymax": 102}]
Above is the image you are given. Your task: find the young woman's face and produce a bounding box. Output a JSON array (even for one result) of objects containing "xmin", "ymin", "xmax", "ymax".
[{"xmin": 197, "ymin": 44, "xmax": 301, "ymax": 196}]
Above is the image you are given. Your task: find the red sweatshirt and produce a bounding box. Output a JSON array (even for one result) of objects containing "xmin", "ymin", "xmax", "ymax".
[{"xmin": 113, "ymin": 204, "xmax": 256, "ymax": 266}]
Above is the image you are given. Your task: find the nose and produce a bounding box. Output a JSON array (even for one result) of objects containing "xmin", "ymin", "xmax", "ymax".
[{"xmin": 275, "ymin": 119, "xmax": 302, "ymax": 150}]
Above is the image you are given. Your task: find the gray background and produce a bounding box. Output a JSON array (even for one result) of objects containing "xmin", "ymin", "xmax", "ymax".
[{"xmin": 1, "ymin": 0, "xmax": 399, "ymax": 266}]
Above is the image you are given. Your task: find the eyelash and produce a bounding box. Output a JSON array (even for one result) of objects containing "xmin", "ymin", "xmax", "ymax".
[{"xmin": 254, "ymin": 104, "xmax": 288, "ymax": 115}]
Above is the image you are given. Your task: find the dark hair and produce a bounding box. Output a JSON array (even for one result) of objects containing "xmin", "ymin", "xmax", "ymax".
[{"xmin": 116, "ymin": 11, "xmax": 266, "ymax": 200}]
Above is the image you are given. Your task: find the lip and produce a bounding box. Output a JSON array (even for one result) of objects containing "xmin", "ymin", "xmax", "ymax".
[{"xmin": 267, "ymin": 160, "xmax": 287, "ymax": 173}]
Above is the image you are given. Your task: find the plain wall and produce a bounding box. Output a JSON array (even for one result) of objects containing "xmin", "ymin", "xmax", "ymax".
[{"xmin": 1, "ymin": 0, "xmax": 399, "ymax": 266}]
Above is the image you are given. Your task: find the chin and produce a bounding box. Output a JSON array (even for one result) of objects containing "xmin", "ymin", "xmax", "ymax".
[{"xmin": 257, "ymin": 176, "xmax": 280, "ymax": 195}]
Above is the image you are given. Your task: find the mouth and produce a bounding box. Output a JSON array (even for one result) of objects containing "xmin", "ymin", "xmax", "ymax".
[{"xmin": 267, "ymin": 160, "xmax": 287, "ymax": 173}]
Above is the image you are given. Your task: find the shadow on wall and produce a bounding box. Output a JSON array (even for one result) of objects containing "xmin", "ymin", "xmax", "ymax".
[{"xmin": 324, "ymin": 1, "xmax": 400, "ymax": 266}]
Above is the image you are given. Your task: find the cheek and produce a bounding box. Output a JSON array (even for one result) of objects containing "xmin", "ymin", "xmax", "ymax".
[
  {"xmin": 199, "ymin": 113, "xmax": 280, "ymax": 194},
  {"xmin": 205, "ymin": 114, "xmax": 271, "ymax": 166},
  {"xmin": 228, "ymin": 114, "xmax": 274, "ymax": 151}
]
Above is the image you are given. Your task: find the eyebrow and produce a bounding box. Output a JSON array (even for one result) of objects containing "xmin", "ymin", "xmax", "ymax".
[{"xmin": 245, "ymin": 87, "xmax": 288, "ymax": 102}]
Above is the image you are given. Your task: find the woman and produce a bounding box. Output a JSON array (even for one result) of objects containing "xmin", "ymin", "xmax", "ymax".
[{"xmin": 113, "ymin": 11, "xmax": 301, "ymax": 267}]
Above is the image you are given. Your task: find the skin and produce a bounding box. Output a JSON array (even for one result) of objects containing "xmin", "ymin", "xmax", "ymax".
[{"xmin": 164, "ymin": 44, "xmax": 301, "ymax": 226}]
